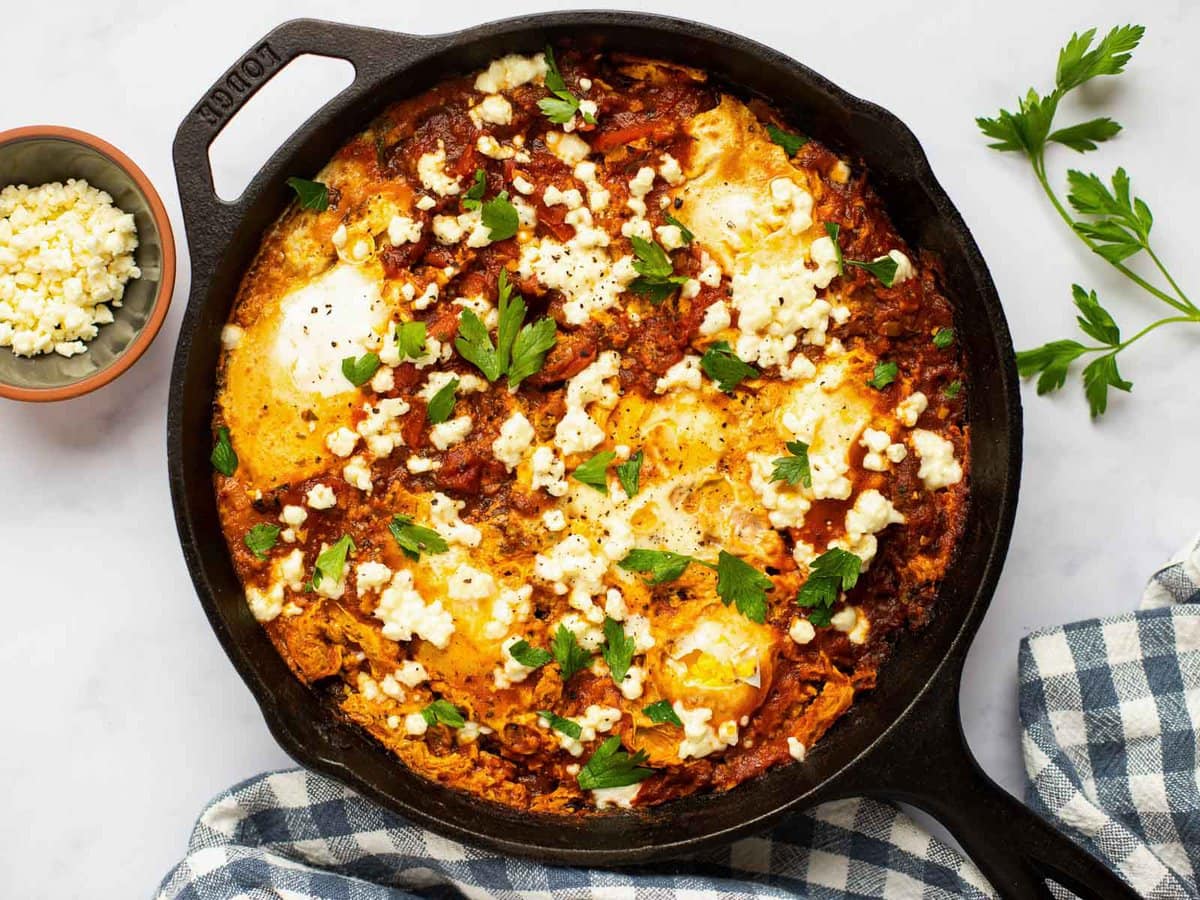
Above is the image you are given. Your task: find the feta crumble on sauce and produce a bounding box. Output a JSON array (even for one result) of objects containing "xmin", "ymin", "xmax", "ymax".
[{"xmin": 212, "ymin": 48, "xmax": 967, "ymax": 813}]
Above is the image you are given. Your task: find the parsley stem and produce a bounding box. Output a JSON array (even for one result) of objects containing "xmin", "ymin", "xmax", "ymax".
[
  {"xmin": 1032, "ymin": 155, "xmax": 1193, "ymax": 315},
  {"xmin": 1073, "ymin": 314, "xmax": 1200, "ymax": 360},
  {"xmin": 1144, "ymin": 245, "xmax": 1197, "ymax": 314}
]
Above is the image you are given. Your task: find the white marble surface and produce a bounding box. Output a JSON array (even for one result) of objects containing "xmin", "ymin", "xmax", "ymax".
[{"xmin": 2, "ymin": 1, "xmax": 1197, "ymax": 895}]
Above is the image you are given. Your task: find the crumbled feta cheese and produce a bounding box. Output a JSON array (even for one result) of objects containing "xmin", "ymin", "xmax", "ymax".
[
  {"xmin": 654, "ymin": 355, "xmax": 703, "ymax": 394},
  {"xmin": 887, "ymin": 250, "xmax": 916, "ymax": 284},
  {"xmin": 355, "ymin": 561, "xmax": 393, "ymax": 594},
  {"xmin": 492, "ymin": 411, "xmax": 535, "ymax": 471},
  {"xmin": 406, "ymin": 455, "xmax": 441, "ymax": 474},
  {"xmin": 542, "ymin": 509, "xmax": 567, "ymax": 532},
  {"xmin": 429, "ymin": 415, "xmax": 473, "ymax": 450},
  {"xmin": 470, "ymin": 94, "xmax": 513, "ymax": 127},
  {"xmin": 279, "ymin": 505, "xmax": 307, "ymax": 529},
  {"xmin": 325, "ymin": 427, "xmax": 359, "ymax": 458},
  {"xmin": 483, "ymin": 585, "xmax": 533, "ymax": 640},
  {"xmin": 517, "ymin": 216, "xmax": 636, "ymax": 325},
  {"xmin": 0, "ymin": 179, "xmax": 141, "ymax": 357},
  {"xmin": 512, "ymin": 175, "xmax": 536, "ymax": 195},
  {"xmin": 699, "ymin": 301, "xmax": 731, "ymax": 336},
  {"xmin": 675, "ymin": 703, "xmax": 738, "ymax": 759},
  {"xmin": 306, "ymin": 483, "xmax": 336, "ymax": 510},
  {"xmin": 417, "ymin": 141, "xmax": 461, "ymax": 197},
  {"xmin": 789, "ymin": 618, "xmax": 816, "ymax": 645},
  {"xmin": 834, "ymin": 489, "xmax": 905, "ymax": 567},
  {"xmin": 395, "ymin": 661, "xmax": 429, "ymax": 687},
  {"xmin": 494, "ymin": 634, "xmax": 538, "ymax": 688},
  {"xmin": 447, "ymin": 562, "xmax": 496, "ymax": 603},
  {"xmin": 895, "ymin": 391, "xmax": 928, "ymax": 427},
  {"xmin": 787, "ymin": 737, "xmax": 807, "ymax": 761},
  {"xmin": 572, "ymin": 161, "xmax": 610, "ymax": 211},
  {"xmin": 530, "ymin": 446, "xmax": 569, "ymax": 497},
  {"xmin": 404, "ymin": 712, "xmax": 428, "ymax": 736},
  {"xmin": 370, "ymin": 365, "xmax": 395, "ymax": 393},
  {"xmin": 659, "ymin": 154, "xmax": 684, "ymax": 185},
  {"xmin": 474, "ymin": 54, "xmax": 548, "ymax": 93},
  {"xmin": 747, "ymin": 452, "xmax": 811, "ymax": 529},
  {"xmin": 476, "ymin": 135, "xmax": 514, "ymax": 160},
  {"xmin": 618, "ymin": 664, "xmax": 646, "ymax": 700},
  {"xmin": 343, "ymin": 455, "xmax": 373, "ymax": 492},
  {"xmin": 246, "ymin": 583, "xmax": 285, "ymax": 622},
  {"xmin": 387, "ymin": 215, "xmax": 422, "ymax": 246},
  {"xmin": 374, "ymin": 570, "xmax": 455, "ymax": 648},
  {"xmin": 655, "ymin": 224, "xmax": 685, "ymax": 251},
  {"xmin": 545, "ymin": 131, "xmax": 591, "ymax": 166},
  {"xmin": 592, "ymin": 783, "xmax": 641, "ymax": 809},
  {"xmin": 429, "ymin": 492, "xmax": 481, "ymax": 547},
  {"xmin": 554, "ymin": 351, "xmax": 621, "ymax": 454},
  {"xmin": 539, "ymin": 704, "xmax": 621, "ymax": 757},
  {"xmin": 535, "ymin": 533, "xmax": 611, "ymax": 619},
  {"xmin": 221, "ymin": 324, "xmax": 243, "ymax": 349},
  {"xmin": 416, "ymin": 195, "xmax": 437, "ymax": 211},
  {"xmin": 911, "ymin": 429, "xmax": 963, "ymax": 490}
]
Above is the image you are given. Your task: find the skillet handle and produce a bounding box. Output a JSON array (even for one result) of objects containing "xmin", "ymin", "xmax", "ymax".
[
  {"xmin": 171, "ymin": 18, "xmax": 422, "ymax": 256},
  {"xmin": 851, "ymin": 679, "xmax": 1140, "ymax": 899}
]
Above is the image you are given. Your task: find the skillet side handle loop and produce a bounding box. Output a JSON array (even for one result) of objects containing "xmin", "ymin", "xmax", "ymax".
[
  {"xmin": 171, "ymin": 18, "xmax": 419, "ymax": 257},
  {"xmin": 853, "ymin": 682, "xmax": 1140, "ymax": 900}
]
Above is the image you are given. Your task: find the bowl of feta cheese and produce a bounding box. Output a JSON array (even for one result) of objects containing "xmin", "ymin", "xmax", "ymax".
[{"xmin": 0, "ymin": 125, "xmax": 175, "ymax": 401}]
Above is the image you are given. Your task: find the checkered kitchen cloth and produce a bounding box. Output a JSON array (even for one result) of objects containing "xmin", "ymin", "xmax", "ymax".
[{"xmin": 159, "ymin": 535, "xmax": 1200, "ymax": 899}]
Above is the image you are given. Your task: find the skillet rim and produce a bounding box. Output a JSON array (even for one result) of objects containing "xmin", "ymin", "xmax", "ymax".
[{"xmin": 168, "ymin": 10, "xmax": 1022, "ymax": 863}]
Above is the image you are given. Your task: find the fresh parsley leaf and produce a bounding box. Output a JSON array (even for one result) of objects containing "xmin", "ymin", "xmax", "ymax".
[
  {"xmin": 1055, "ymin": 25, "xmax": 1145, "ymax": 93},
  {"xmin": 700, "ymin": 341, "xmax": 759, "ymax": 392},
  {"xmin": 1015, "ymin": 339, "xmax": 1088, "ymax": 395},
  {"xmin": 619, "ymin": 549, "xmax": 705, "ymax": 584},
  {"xmin": 866, "ymin": 361, "xmax": 899, "ymax": 390},
  {"xmin": 552, "ymin": 624, "xmax": 592, "ymax": 681},
  {"xmin": 572, "ymin": 451, "xmax": 615, "ymax": 493},
  {"xmin": 508, "ymin": 316, "xmax": 557, "ymax": 389},
  {"xmin": 388, "ymin": 514, "xmax": 449, "ymax": 560},
  {"xmin": 1082, "ymin": 352, "xmax": 1132, "ymax": 417},
  {"xmin": 455, "ymin": 309, "xmax": 501, "ymax": 381},
  {"xmin": 538, "ymin": 709, "xmax": 582, "ymax": 740},
  {"xmin": 766, "ymin": 124, "xmax": 807, "ymax": 157},
  {"xmin": 944, "ymin": 380, "xmax": 964, "ymax": 399},
  {"xmin": 663, "ymin": 213, "xmax": 693, "ymax": 245},
  {"xmin": 244, "ymin": 523, "xmax": 281, "ymax": 560},
  {"xmin": 824, "ymin": 222, "xmax": 845, "ymax": 274},
  {"xmin": 311, "ymin": 534, "xmax": 355, "ymax": 588},
  {"xmin": 540, "ymin": 45, "xmax": 595, "ymax": 126},
  {"xmin": 807, "ymin": 606, "xmax": 833, "ymax": 628},
  {"xmin": 397, "ymin": 321, "xmax": 427, "ymax": 359},
  {"xmin": 211, "ymin": 426, "xmax": 238, "ymax": 476},
  {"xmin": 616, "ymin": 450, "xmax": 643, "ymax": 498},
  {"xmin": 341, "ymin": 352, "xmax": 381, "ymax": 387},
  {"xmin": 494, "ymin": 269, "xmax": 524, "ymax": 375},
  {"xmin": 629, "ymin": 236, "xmax": 688, "ymax": 303},
  {"xmin": 577, "ymin": 736, "xmax": 652, "ymax": 791},
  {"xmin": 932, "ymin": 327, "xmax": 955, "ymax": 349},
  {"xmin": 769, "ymin": 440, "xmax": 811, "ymax": 488},
  {"xmin": 421, "ymin": 699, "xmax": 466, "ymax": 728},
  {"xmin": 1071, "ymin": 284, "xmax": 1121, "ymax": 345},
  {"xmin": 715, "ymin": 550, "xmax": 772, "ymax": 623},
  {"xmin": 426, "ymin": 377, "xmax": 459, "ymax": 424},
  {"xmin": 481, "ymin": 191, "xmax": 519, "ymax": 241},
  {"xmin": 509, "ymin": 639, "xmax": 554, "ymax": 669},
  {"xmin": 1067, "ymin": 167, "xmax": 1152, "ymax": 263},
  {"xmin": 602, "ymin": 617, "xmax": 636, "ymax": 684},
  {"xmin": 1047, "ymin": 117, "xmax": 1123, "ymax": 152},
  {"xmin": 846, "ymin": 254, "xmax": 900, "ymax": 287},
  {"xmin": 286, "ymin": 176, "xmax": 329, "ymax": 211},
  {"xmin": 461, "ymin": 168, "xmax": 487, "ymax": 211},
  {"xmin": 642, "ymin": 700, "xmax": 683, "ymax": 727},
  {"xmin": 796, "ymin": 548, "xmax": 862, "ymax": 615}
]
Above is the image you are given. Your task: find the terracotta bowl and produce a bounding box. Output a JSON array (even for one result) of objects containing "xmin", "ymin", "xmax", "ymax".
[{"xmin": 0, "ymin": 126, "xmax": 176, "ymax": 402}]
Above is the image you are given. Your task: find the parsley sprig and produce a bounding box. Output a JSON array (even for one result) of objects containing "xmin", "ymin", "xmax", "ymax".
[
  {"xmin": 211, "ymin": 427, "xmax": 238, "ymax": 476},
  {"xmin": 286, "ymin": 176, "xmax": 329, "ymax": 211},
  {"xmin": 618, "ymin": 549, "xmax": 772, "ymax": 623},
  {"xmin": 616, "ymin": 450, "xmax": 643, "ymax": 498},
  {"xmin": 642, "ymin": 700, "xmax": 683, "ymax": 727},
  {"xmin": 577, "ymin": 736, "xmax": 652, "ymax": 791},
  {"xmin": 978, "ymin": 24, "xmax": 1200, "ymax": 417},
  {"xmin": 342, "ymin": 352, "xmax": 381, "ymax": 387},
  {"xmin": 602, "ymin": 617, "xmax": 636, "ymax": 684},
  {"xmin": 538, "ymin": 709, "xmax": 582, "ymax": 740},
  {"xmin": 389, "ymin": 514, "xmax": 449, "ymax": 560},
  {"xmin": 509, "ymin": 639, "xmax": 553, "ymax": 669},
  {"xmin": 539, "ymin": 46, "xmax": 596, "ymax": 126},
  {"xmin": 552, "ymin": 624, "xmax": 592, "ymax": 681},
  {"xmin": 572, "ymin": 451, "xmax": 615, "ymax": 493},
  {"xmin": 396, "ymin": 321, "xmax": 427, "ymax": 359},
  {"xmin": 630, "ymin": 236, "xmax": 689, "ymax": 303},
  {"xmin": 421, "ymin": 700, "xmax": 466, "ymax": 728},
  {"xmin": 311, "ymin": 535, "xmax": 355, "ymax": 589},
  {"xmin": 796, "ymin": 548, "xmax": 862, "ymax": 627},
  {"xmin": 700, "ymin": 341, "xmax": 759, "ymax": 392},
  {"xmin": 769, "ymin": 441, "xmax": 811, "ymax": 488},
  {"xmin": 455, "ymin": 271, "xmax": 557, "ymax": 389},
  {"xmin": 244, "ymin": 524, "xmax": 281, "ymax": 560}
]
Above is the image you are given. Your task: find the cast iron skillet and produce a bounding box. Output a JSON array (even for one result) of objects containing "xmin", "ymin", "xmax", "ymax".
[{"xmin": 168, "ymin": 14, "xmax": 1136, "ymax": 899}]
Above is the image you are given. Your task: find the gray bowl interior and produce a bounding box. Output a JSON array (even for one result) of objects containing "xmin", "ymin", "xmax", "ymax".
[{"xmin": 0, "ymin": 136, "xmax": 165, "ymax": 391}]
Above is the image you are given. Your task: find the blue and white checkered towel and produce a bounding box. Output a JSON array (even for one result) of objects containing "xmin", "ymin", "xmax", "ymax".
[{"xmin": 159, "ymin": 535, "xmax": 1200, "ymax": 899}]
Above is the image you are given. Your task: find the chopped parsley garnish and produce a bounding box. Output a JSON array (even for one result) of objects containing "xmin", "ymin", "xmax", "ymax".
[
  {"xmin": 341, "ymin": 352, "xmax": 381, "ymax": 387},
  {"xmin": 714, "ymin": 550, "xmax": 772, "ymax": 623},
  {"xmin": 618, "ymin": 549, "xmax": 705, "ymax": 584},
  {"xmin": 552, "ymin": 624, "xmax": 592, "ymax": 681},
  {"xmin": 538, "ymin": 709, "xmax": 582, "ymax": 740},
  {"xmin": 796, "ymin": 548, "xmax": 863, "ymax": 623},
  {"xmin": 481, "ymin": 191, "xmax": 519, "ymax": 241},
  {"xmin": 539, "ymin": 45, "xmax": 595, "ymax": 126},
  {"xmin": 616, "ymin": 450, "xmax": 643, "ymax": 498},
  {"xmin": 210, "ymin": 426, "xmax": 238, "ymax": 476},
  {"xmin": 426, "ymin": 377, "xmax": 458, "ymax": 424},
  {"xmin": 933, "ymin": 327, "xmax": 956, "ymax": 349},
  {"xmin": 577, "ymin": 736, "xmax": 652, "ymax": 791},
  {"xmin": 421, "ymin": 700, "xmax": 466, "ymax": 729},
  {"xmin": 572, "ymin": 451, "xmax": 615, "ymax": 494},
  {"xmin": 769, "ymin": 440, "xmax": 811, "ymax": 488},
  {"xmin": 766, "ymin": 124, "xmax": 808, "ymax": 157},
  {"xmin": 629, "ymin": 236, "xmax": 688, "ymax": 303},
  {"xmin": 642, "ymin": 700, "xmax": 683, "ymax": 728},
  {"xmin": 311, "ymin": 534, "xmax": 355, "ymax": 589},
  {"xmin": 456, "ymin": 270, "xmax": 557, "ymax": 388},
  {"xmin": 388, "ymin": 514, "xmax": 449, "ymax": 560},
  {"xmin": 509, "ymin": 639, "xmax": 554, "ymax": 669},
  {"xmin": 461, "ymin": 168, "xmax": 487, "ymax": 211},
  {"xmin": 244, "ymin": 524, "xmax": 281, "ymax": 560},
  {"xmin": 944, "ymin": 379, "xmax": 964, "ymax": 399},
  {"xmin": 867, "ymin": 361, "xmax": 899, "ymax": 390},
  {"xmin": 396, "ymin": 320, "xmax": 427, "ymax": 359},
  {"xmin": 846, "ymin": 254, "xmax": 901, "ymax": 287},
  {"xmin": 700, "ymin": 341, "xmax": 759, "ymax": 392},
  {"xmin": 286, "ymin": 176, "xmax": 329, "ymax": 211},
  {"xmin": 602, "ymin": 617, "xmax": 636, "ymax": 684},
  {"xmin": 663, "ymin": 213, "xmax": 693, "ymax": 245}
]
